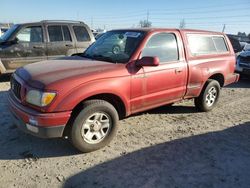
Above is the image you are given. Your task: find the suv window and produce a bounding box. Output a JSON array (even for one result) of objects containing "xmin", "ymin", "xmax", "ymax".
[
  {"xmin": 62, "ymin": 26, "xmax": 72, "ymax": 41},
  {"xmin": 48, "ymin": 25, "xmax": 72, "ymax": 42},
  {"xmin": 48, "ymin": 26, "xmax": 63, "ymax": 42},
  {"xmin": 213, "ymin": 37, "xmax": 228, "ymax": 52},
  {"xmin": 16, "ymin": 26, "xmax": 43, "ymax": 43},
  {"xmin": 142, "ymin": 33, "xmax": 179, "ymax": 63},
  {"xmin": 73, "ymin": 26, "xmax": 90, "ymax": 42},
  {"xmin": 188, "ymin": 34, "xmax": 228, "ymax": 56}
]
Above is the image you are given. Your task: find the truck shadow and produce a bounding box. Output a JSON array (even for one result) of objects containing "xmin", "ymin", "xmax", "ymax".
[
  {"xmin": 144, "ymin": 104, "xmax": 197, "ymax": 115},
  {"xmin": 64, "ymin": 122, "xmax": 250, "ymax": 188},
  {"xmin": 0, "ymin": 91, "xmax": 79, "ymax": 160},
  {"xmin": 226, "ymin": 77, "xmax": 250, "ymax": 89}
]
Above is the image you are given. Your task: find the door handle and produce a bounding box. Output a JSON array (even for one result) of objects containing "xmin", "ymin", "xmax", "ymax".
[
  {"xmin": 65, "ymin": 44, "xmax": 73, "ymax": 47},
  {"xmin": 175, "ymin": 68, "xmax": 183, "ymax": 74}
]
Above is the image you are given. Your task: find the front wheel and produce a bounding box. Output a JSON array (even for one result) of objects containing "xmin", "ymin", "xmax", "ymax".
[
  {"xmin": 195, "ymin": 79, "xmax": 220, "ymax": 112},
  {"xmin": 70, "ymin": 100, "xmax": 119, "ymax": 153},
  {"xmin": 112, "ymin": 45, "xmax": 121, "ymax": 54}
]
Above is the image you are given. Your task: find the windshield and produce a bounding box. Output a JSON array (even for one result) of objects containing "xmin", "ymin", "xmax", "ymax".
[
  {"xmin": 83, "ymin": 30, "xmax": 145, "ymax": 63},
  {"xmin": 0, "ymin": 24, "xmax": 19, "ymax": 42}
]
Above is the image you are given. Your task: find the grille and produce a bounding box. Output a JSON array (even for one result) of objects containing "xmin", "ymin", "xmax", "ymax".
[{"xmin": 11, "ymin": 77, "xmax": 22, "ymax": 100}]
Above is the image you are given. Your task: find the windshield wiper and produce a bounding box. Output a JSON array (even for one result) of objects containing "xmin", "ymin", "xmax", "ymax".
[
  {"xmin": 92, "ymin": 54, "xmax": 117, "ymax": 63},
  {"xmin": 80, "ymin": 53, "xmax": 93, "ymax": 59}
]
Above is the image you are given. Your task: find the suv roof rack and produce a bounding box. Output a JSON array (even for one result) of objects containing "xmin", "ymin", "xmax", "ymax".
[{"xmin": 41, "ymin": 20, "xmax": 84, "ymax": 24}]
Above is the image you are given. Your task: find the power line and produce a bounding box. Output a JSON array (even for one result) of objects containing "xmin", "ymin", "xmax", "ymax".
[
  {"xmin": 149, "ymin": 7, "xmax": 250, "ymax": 16},
  {"xmin": 83, "ymin": 3, "xmax": 250, "ymax": 20},
  {"xmin": 151, "ymin": 14, "xmax": 250, "ymax": 21},
  {"xmin": 148, "ymin": 2, "xmax": 250, "ymax": 12}
]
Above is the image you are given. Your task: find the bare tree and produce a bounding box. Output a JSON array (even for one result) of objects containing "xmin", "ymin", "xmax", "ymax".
[
  {"xmin": 237, "ymin": 32, "xmax": 247, "ymax": 37},
  {"xmin": 139, "ymin": 20, "xmax": 152, "ymax": 28}
]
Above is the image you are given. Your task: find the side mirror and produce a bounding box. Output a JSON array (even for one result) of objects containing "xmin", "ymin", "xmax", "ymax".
[{"xmin": 136, "ymin": 56, "xmax": 159, "ymax": 67}]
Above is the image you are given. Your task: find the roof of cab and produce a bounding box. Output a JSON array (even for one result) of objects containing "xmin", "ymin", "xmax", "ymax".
[
  {"xmin": 111, "ymin": 28, "xmax": 224, "ymax": 35},
  {"xmin": 14, "ymin": 20, "xmax": 86, "ymax": 26}
]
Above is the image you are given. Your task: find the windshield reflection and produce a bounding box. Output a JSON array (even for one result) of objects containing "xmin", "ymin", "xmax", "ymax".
[{"xmin": 83, "ymin": 30, "xmax": 145, "ymax": 63}]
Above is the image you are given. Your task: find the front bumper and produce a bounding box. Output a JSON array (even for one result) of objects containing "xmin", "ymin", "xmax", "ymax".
[
  {"xmin": 235, "ymin": 58, "xmax": 250, "ymax": 75},
  {"xmin": 8, "ymin": 92, "xmax": 72, "ymax": 138}
]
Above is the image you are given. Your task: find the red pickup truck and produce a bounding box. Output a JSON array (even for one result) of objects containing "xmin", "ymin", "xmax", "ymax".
[{"xmin": 8, "ymin": 28, "xmax": 239, "ymax": 152}]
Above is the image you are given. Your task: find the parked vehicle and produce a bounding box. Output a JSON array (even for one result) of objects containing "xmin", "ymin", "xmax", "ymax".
[
  {"xmin": 8, "ymin": 28, "xmax": 239, "ymax": 152},
  {"xmin": 93, "ymin": 32, "xmax": 126, "ymax": 54},
  {"xmin": 0, "ymin": 27, "xmax": 9, "ymax": 36},
  {"xmin": 236, "ymin": 43, "xmax": 250, "ymax": 75},
  {"xmin": 227, "ymin": 35, "xmax": 242, "ymax": 54},
  {"xmin": 94, "ymin": 32, "xmax": 105, "ymax": 40},
  {"xmin": 0, "ymin": 20, "xmax": 94, "ymax": 75}
]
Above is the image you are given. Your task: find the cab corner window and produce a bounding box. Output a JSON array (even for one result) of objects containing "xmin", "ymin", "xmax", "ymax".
[
  {"xmin": 73, "ymin": 26, "xmax": 90, "ymax": 42},
  {"xmin": 213, "ymin": 37, "xmax": 228, "ymax": 52},
  {"xmin": 16, "ymin": 26, "xmax": 43, "ymax": 43},
  {"xmin": 187, "ymin": 34, "xmax": 229, "ymax": 56},
  {"xmin": 141, "ymin": 33, "xmax": 179, "ymax": 63}
]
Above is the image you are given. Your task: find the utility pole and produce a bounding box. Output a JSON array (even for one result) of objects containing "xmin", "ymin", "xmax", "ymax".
[
  {"xmin": 91, "ymin": 17, "xmax": 93, "ymax": 29},
  {"xmin": 222, "ymin": 24, "xmax": 226, "ymax": 33}
]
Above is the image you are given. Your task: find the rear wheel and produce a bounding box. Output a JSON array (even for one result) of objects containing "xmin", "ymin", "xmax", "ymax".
[
  {"xmin": 70, "ymin": 100, "xmax": 119, "ymax": 152},
  {"xmin": 112, "ymin": 45, "xmax": 121, "ymax": 54},
  {"xmin": 195, "ymin": 79, "xmax": 220, "ymax": 112}
]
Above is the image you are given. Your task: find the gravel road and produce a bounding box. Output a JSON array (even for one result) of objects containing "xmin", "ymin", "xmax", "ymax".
[{"xmin": 0, "ymin": 75, "xmax": 250, "ymax": 188}]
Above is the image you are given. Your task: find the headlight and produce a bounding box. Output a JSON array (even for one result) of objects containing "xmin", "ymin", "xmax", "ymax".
[{"xmin": 26, "ymin": 90, "xmax": 56, "ymax": 107}]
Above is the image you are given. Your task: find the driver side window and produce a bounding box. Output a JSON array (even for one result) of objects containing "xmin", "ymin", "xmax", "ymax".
[
  {"xmin": 141, "ymin": 33, "xmax": 179, "ymax": 63},
  {"xmin": 16, "ymin": 26, "xmax": 43, "ymax": 43}
]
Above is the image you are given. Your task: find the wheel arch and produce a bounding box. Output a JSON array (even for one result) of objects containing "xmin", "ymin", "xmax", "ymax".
[
  {"xmin": 208, "ymin": 73, "xmax": 225, "ymax": 87},
  {"xmin": 195, "ymin": 73, "xmax": 225, "ymax": 98},
  {"xmin": 63, "ymin": 93, "xmax": 127, "ymax": 137}
]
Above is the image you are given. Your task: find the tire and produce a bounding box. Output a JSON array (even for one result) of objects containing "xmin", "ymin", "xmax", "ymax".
[
  {"xmin": 70, "ymin": 100, "xmax": 119, "ymax": 153},
  {"xmin": 194, "ymin": 79, "xmax": 220, "ymax": 112}
]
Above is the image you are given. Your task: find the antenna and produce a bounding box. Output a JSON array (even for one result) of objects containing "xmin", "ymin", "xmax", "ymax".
[{"xmin": 222, "ymin": 24, "xmax": 226, "ymax": 33}]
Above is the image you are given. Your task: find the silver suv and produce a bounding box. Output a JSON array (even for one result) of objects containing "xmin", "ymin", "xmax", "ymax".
[{"xmin": 0, "ymin": 20, "xmax": 95, "ymax": 75}]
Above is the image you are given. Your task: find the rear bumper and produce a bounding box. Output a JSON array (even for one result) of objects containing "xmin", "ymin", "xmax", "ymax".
[
  {"xmin": 8, "ymin": 92, "xmax": 71, "ymax": 138},
  {"xmin": 224, "ymin": 73, "xmax": 240, "ymax": 86}
]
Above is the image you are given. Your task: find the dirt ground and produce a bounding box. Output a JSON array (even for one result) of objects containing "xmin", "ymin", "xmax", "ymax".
[{"xmin": 1, "ymin": 75, "xmax": 250, "ymax": 188}]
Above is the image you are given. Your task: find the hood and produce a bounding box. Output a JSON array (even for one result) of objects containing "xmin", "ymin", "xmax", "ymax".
[
  {"xmin": 15, "ymin": 56, "xmax": 127, "ymax": 89},
  {"xmin": 239, "ymin": 50, "xmax": 250, "ymax": 58}
]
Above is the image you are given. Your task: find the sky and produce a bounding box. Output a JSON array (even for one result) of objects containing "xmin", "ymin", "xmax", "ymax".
[{"xmin": 1, "ymin": 0, "xmax": 250, "ymax": 35}]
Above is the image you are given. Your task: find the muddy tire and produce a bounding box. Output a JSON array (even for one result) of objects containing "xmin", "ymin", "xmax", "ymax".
[
  {"xmin": 70, "ymin": 100, "xmax": 119, "ymax": 153},
  {"xmin": 195, "ymin": 79, "xmax": 220, "ymax": 112}
]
